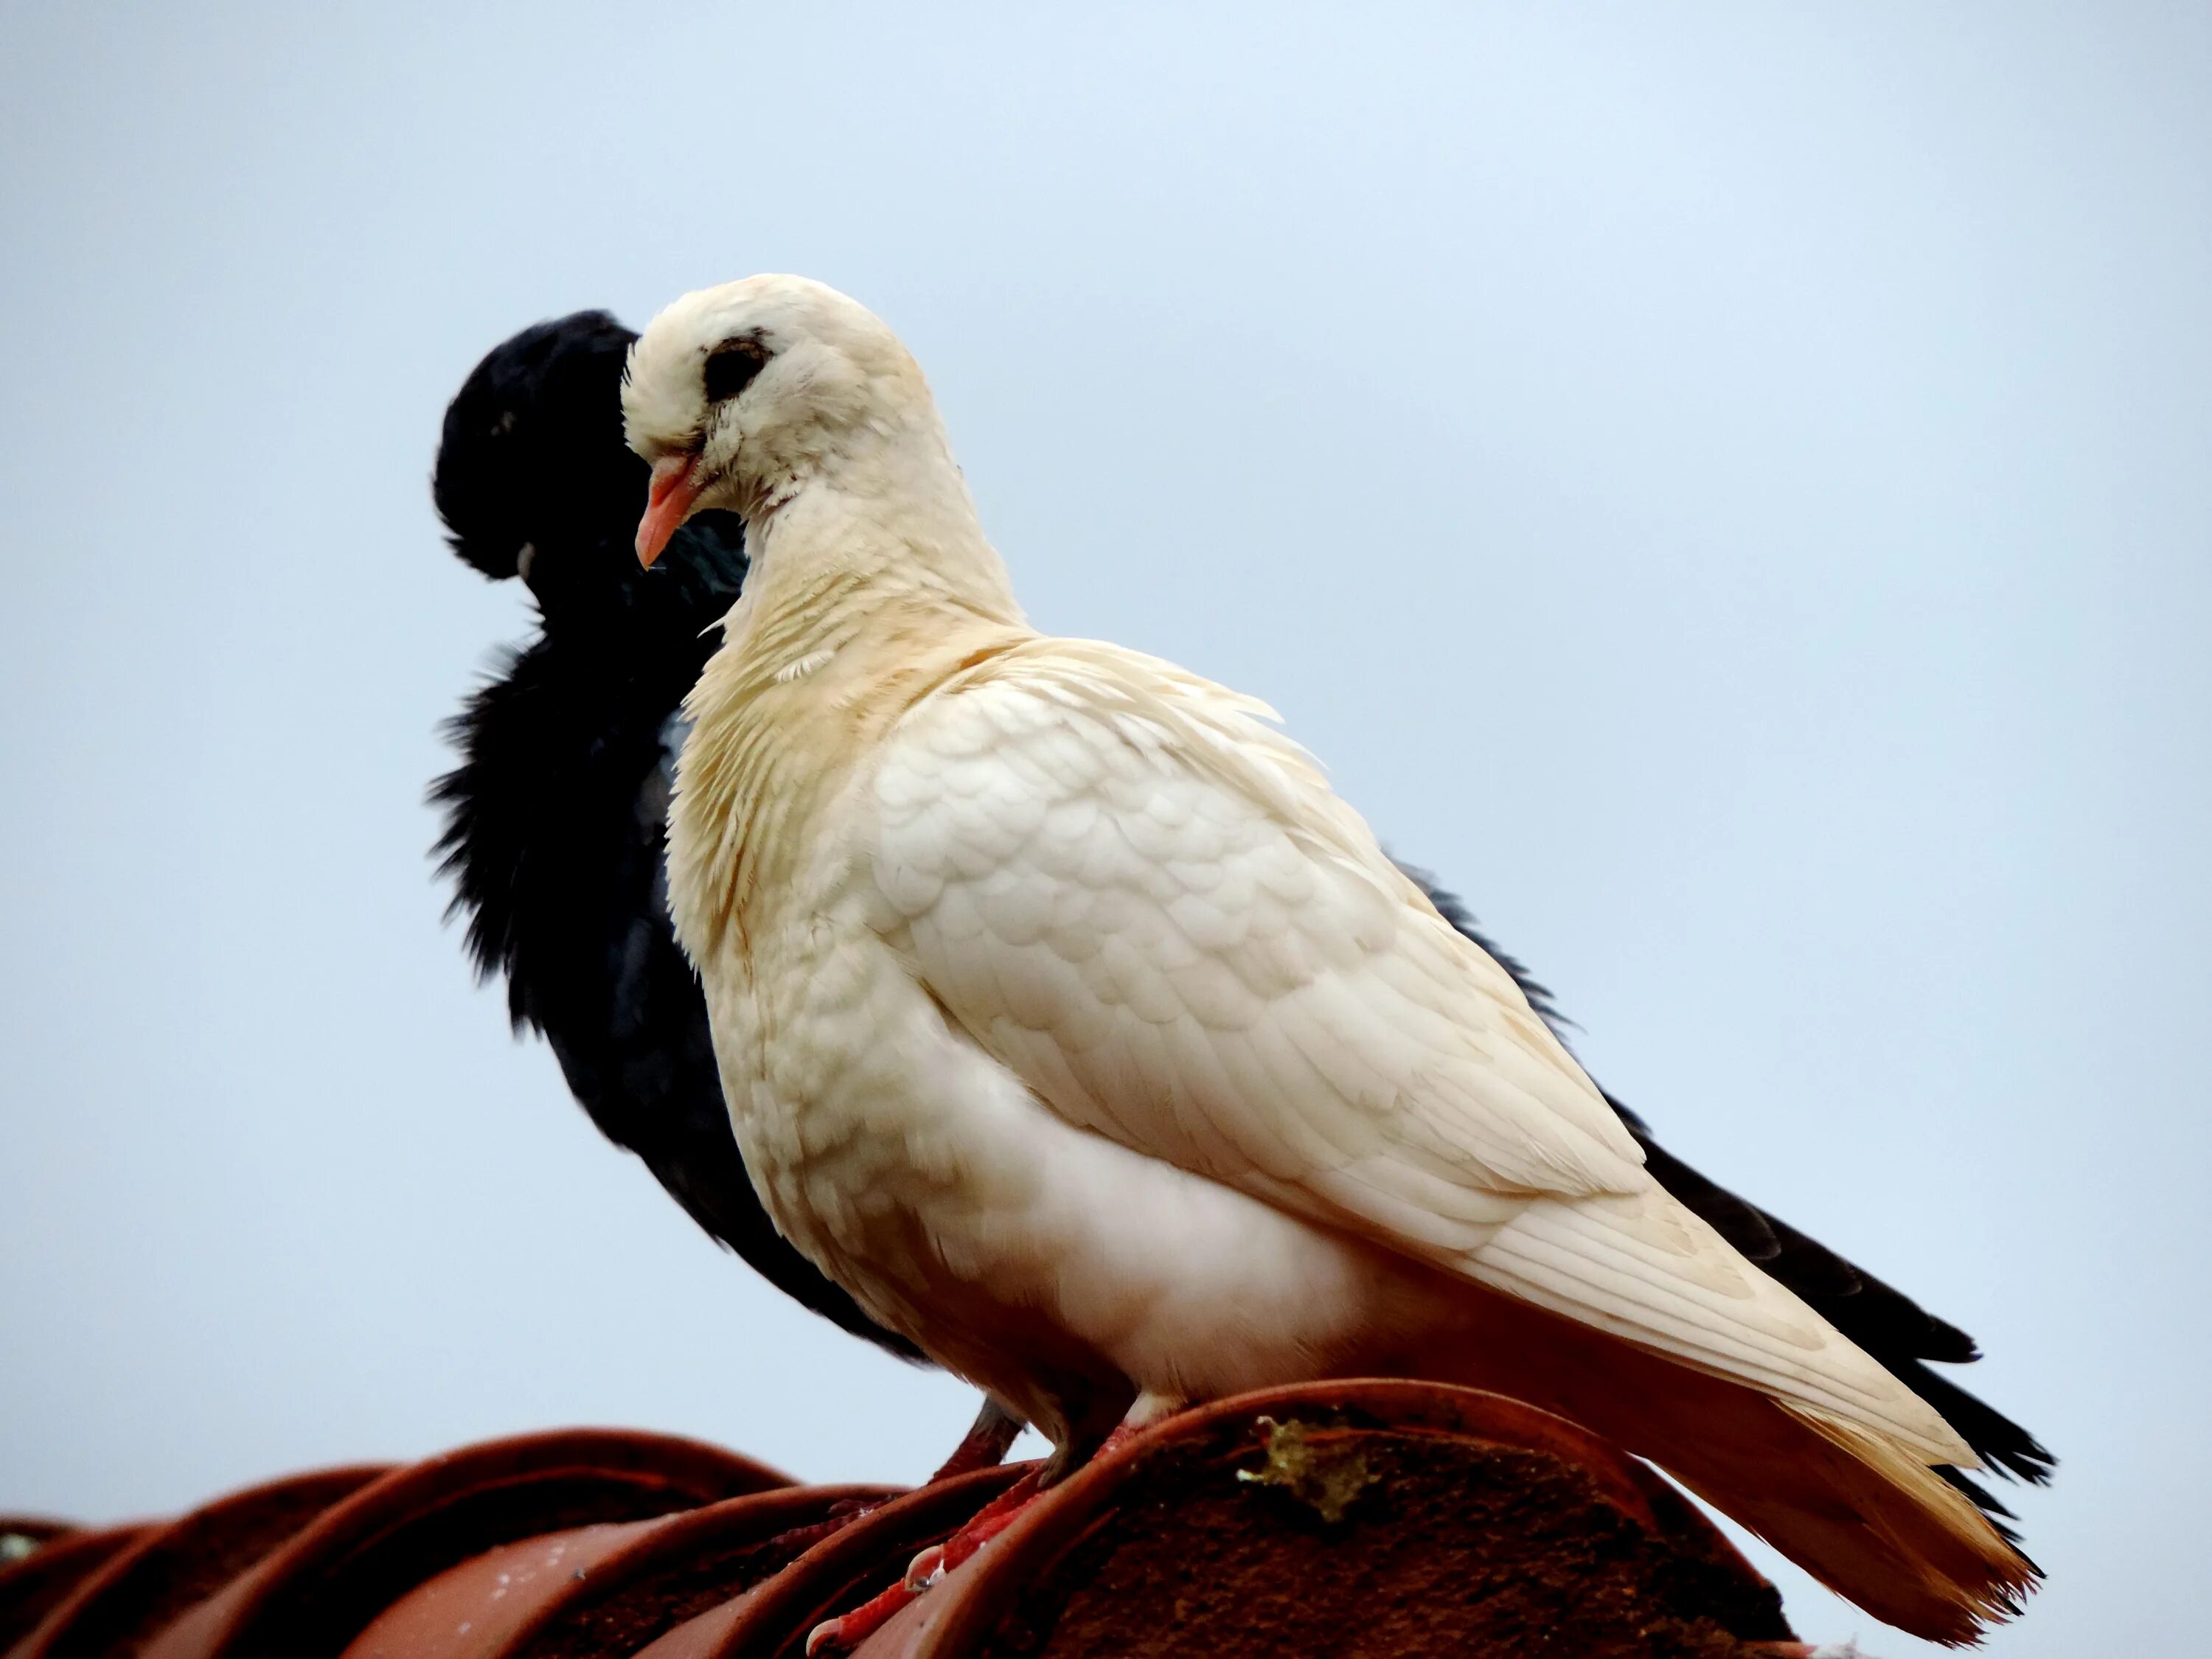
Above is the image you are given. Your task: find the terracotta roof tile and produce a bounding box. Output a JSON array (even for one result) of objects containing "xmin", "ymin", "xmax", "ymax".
[{"xmin": 4, "ymin": 1384, "xmax": 1836, "ymax": 1659}]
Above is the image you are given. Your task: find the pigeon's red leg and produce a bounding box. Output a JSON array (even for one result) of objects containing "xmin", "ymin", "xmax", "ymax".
[
  {"xmin": 780, "ymin": 1400, "xmax": 1025, "ymax": 1579},
  {"xmin": 806, "ymin": 1400, "xmax": 1183, "ymax": 1656},
  {"xmin": 911, "ymin": 1411, "xmax": 1164, "ymax": 1582},
  {"xmin": 804, "ymin": 1474, "xmax": 1043, "ymax": 1656},
  {"xmin": 928, "ymin": 1398, "xmax": 1026, "ymax": 1483},
  {"xmin": 900, "ymin": 1468, "xmax": 1043, "ymax": 1585},
  {"xmin": 803, "ymin": 1574, "xmax": 923, "ymax": 1656}
]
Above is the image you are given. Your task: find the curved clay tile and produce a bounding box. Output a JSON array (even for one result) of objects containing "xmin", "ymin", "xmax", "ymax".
[
  {"xmin": 0, "ymin": 1529, "xmax": 155, "ymax": 1655},
  {"xmin": 7, "ymin": 1467, "xmax": 390, "ymax": 1659},
  {"xmin": 137, "ymin": 1430, "xmax": 785, "ymax": 1659},
  {"xmin": 341, "ymin": 1482, "xmax": 900, "ymax": 1659}
]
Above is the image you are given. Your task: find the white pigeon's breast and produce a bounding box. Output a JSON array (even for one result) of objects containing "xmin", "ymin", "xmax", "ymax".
[{"xmin": 698, "ymin": 838, "xmax": 1416, "ymax": 1422}]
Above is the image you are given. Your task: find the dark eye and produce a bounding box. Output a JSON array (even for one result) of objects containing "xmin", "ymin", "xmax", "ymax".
[{"xmin": 703, "ymin": 335, "xmax": 771, "ymax": 403}]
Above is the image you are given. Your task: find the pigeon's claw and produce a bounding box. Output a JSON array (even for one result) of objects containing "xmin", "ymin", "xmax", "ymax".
[
  {"xmin": 806, "ymin": 1579, "xmax": 922, "ymax": 1657},
  {"xmin": 930, "ymin": 1471, "xmax": 1042, "ymax": 1575},
  {"xmin": 902, "ymin": 1543, "xmax": 945, "ymax": 1590},
  {"xmin": 804, "ymin": 1472, "xmax": 1048, "ymax": 1655}
]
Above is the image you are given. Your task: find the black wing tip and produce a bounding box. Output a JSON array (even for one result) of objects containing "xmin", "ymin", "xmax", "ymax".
[{"xmin": 1902, "ymin": 1358, "xmax": 2057, "ymax": 1490}]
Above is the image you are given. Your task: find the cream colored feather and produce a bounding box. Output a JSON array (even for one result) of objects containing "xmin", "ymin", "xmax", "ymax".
[{"xmin": 625, "ymin": 274, "xmax": 2036, "ymax": 1644}]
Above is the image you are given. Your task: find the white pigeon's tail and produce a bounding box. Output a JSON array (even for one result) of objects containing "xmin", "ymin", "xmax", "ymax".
[{"xmin": 1414, "ymin": 1280, "xmax": 2037, "ymax": 1645}]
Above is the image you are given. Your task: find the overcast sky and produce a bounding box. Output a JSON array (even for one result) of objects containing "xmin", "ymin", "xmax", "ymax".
[{"xmin": 2, "ymin": 4, "xmax": 2205, "ymax": 1652}]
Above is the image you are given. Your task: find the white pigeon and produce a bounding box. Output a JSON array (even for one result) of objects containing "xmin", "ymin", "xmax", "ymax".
[{"xmin": 621, "ymin": 274, "xmax": 2035, "ymax": 1644}]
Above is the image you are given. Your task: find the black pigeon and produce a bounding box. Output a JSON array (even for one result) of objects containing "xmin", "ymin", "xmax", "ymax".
[
  {"xmin": 431, "ymin": 310, "xmax": 926, "ymax": 1363},
  {"xmin": 428, "ymin": 310, "xmax": 2048, "ymax": 1515}
]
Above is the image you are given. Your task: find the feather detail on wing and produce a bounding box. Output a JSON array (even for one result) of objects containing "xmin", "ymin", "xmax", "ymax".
[{"xmin": 860, "ymin": 636, "xmax": 1972, "ymax": 1466}]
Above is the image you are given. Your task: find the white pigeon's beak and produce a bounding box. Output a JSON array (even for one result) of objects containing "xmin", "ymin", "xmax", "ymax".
[{"xmin": 636, "ymin": 452, "xmax": 705, "ymax": 568}]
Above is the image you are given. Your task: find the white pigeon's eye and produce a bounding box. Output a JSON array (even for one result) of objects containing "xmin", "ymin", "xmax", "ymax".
[{"xmin": 703, "ymin": 336, "xmax": 771, "ymax": 403}]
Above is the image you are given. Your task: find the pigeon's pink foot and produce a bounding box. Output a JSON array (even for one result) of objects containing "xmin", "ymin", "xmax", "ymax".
[
  {"xmin": 928, "ymin": 1418, "xmax": 1160, "ymax": 1583},
  {"xmin": 906, "ymin": 1470, "xmax": 1043, "ymax": 1584},
  {"xmin": 804, "ymin": 1574, "xmax": 924, "ymax": 1656},
  {"xmin": 804, "ymin": 1413, "xmax": 1175, "ymax": 1655},
  {"xmin": 790, "ymin": 1399, "xmax": 1029, "ymax": 1648},
  {"xmin": 804, "ymin": 1472, "xmax": 1043, "ymax": 1655}
]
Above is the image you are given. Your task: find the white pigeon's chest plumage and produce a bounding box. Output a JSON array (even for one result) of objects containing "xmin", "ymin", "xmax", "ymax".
[
  {"xmin": 669, "ymin": 611, "xmax": 1441, "ymax": 1433},
  {"xmin": 686, "ymin": 710, "xmax": 1402, "ymax": 1427}
]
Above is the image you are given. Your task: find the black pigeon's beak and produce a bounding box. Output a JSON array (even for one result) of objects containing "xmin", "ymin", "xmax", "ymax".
[{"xmin": 636, "ymin": 453, "xmax": 704, "ymax": 568}]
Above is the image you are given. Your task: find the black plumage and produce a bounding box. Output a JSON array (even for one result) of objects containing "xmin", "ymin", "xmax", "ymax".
[
  {"xmin": 427, "ymin": 310, "xmax": 2048, "ymax": 1512},
  {"xmin": 431, "ymin": 311, "xmax": 921, "ymax": 1361}
]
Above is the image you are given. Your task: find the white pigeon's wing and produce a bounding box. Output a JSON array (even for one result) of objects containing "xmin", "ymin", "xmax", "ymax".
[
  {"xmin": 868, "ymin": 639, "xmax": 1644, "ymax": 1214},
  {"xmin": 862, "ymin": 637, "xmax": 1961, "ymax": 1447}
]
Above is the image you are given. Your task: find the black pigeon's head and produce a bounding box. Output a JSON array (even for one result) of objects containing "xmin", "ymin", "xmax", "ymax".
[{"xmin": 434, "ymin": 310, "xmax": 745, "ymax": 622}]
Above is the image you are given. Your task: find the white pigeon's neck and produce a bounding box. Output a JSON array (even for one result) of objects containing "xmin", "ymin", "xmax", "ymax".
[{"xmin": 739, "ymin": 422, "xmax": 1025, "ymax": 633}]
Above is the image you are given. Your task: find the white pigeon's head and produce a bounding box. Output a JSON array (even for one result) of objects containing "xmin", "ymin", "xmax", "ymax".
[{"xmin": 622, "ymin": 274, "xmax": 936, "ymax": 566}]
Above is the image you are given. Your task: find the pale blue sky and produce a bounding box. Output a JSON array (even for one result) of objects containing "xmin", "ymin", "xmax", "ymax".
[{"xmin": 2, "ymin": 4, "xmax": 2205, "ymax": 1652}]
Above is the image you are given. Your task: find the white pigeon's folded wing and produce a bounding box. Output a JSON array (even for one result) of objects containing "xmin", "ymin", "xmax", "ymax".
[
  {"xmin": 867, "ymin": 637, "xmax": 1641, "ymax": 1209},
  {"xmin": 861, "ymin": 637, "xmax": 1967, "ymax": 1456}
]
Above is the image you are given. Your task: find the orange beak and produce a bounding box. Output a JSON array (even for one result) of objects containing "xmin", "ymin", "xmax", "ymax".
[{"xmin": 636, "ymin": 453, "xmax": 706, "ymax": 568}]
